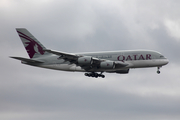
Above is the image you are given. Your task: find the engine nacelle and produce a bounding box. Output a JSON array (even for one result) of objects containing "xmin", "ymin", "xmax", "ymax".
[
  {"xmin": 78, "ymin": 56, "xmax": 93, "ymax": 65},
  {"xmin": 100, "ymin": 61, "xmax": 115, "ymax": 69},
  {"xmin": 116, "ymin": 69, "xmax": 129, "ymax": 74}
]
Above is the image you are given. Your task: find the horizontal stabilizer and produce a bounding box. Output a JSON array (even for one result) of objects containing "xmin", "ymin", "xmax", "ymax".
[{"xmin": 10, "ymin": 57, "xmax": 44, "ymax": 63}]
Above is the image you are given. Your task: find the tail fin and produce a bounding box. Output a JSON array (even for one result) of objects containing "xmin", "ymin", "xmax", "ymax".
[{"xmin": 16, "ymin": 28, "xmax": 48, "ymax": 58}]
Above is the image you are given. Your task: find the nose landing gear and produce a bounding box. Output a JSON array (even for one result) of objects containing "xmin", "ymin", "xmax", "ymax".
[
  {"xmin": 85, "ymin": 72, "xmax": 105, "ymax": 78},
  {"xmin": 157, "ymin": 67, "xmax": 161, "ymax": 74}
]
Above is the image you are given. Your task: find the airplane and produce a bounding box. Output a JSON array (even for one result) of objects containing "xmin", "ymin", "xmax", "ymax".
[{"xmin": 10, "ymin": 28, "xmax": 169, "ymax": 78}]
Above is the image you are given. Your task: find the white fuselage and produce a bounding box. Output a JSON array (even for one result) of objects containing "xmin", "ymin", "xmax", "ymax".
[
  {"xmin": 28, "ymin": 50, "xmax": 169, "ymax": 72},
  {"xmin": 13, "ymin": 28, "xmax": 169, "ymax": 77}
]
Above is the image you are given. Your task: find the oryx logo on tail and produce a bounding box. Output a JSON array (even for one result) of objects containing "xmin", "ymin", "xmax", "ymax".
[{"xmin": 17, "ymin": 29, "xmax": 45, "ymax": 58}]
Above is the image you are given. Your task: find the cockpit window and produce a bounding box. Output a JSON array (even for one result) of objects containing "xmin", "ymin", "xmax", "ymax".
[{"xmin": 160, "ymin": 55, "xmax": 165, "ymax": 58}]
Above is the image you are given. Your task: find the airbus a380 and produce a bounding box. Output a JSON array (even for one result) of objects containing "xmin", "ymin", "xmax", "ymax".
[{"xmin": 11, "ymin": 28, "xmax": 169, "ymax": 78}]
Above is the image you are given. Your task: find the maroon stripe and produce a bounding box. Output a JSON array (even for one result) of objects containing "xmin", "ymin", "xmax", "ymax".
[
  {"xmin": 19, "ymin": 35, "xmax": 34, "ymax": 42},
  {"xmin": 17, "ymin": 31, "xmax": 34, "ymax": 40},
  {"xmin": 18, "ymin": 31, "xmax": 35, "ymax": 42}
]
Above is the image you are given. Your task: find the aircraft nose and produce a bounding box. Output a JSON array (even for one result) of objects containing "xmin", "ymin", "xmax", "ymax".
[{"xmin": 165, "ymin": 58, "xmax": 169, "ymax": 65}]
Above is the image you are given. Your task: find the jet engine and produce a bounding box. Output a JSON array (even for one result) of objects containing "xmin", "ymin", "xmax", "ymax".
[
  {"xmin": 100, "ymin": 61, "xmax": 115, "ymax": 69},
  {"xmin": 78, "ymin": 56, "xmax": 93, "ymax": 65}
]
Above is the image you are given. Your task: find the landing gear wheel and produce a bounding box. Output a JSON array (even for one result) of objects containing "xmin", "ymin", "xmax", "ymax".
[
  {"xmin": 84, "ymin": 72, "xmax": 105, "ymax": 78},
  {"xmin": 157, "ymin": 67, "xmax": 161, "ymax": 74},
  {"xmin": 101, "ymin": 75, "xmax": 105, "ymax": 78}
]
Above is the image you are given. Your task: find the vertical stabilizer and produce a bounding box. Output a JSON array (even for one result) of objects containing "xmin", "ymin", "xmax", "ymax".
[{"xmin": 16, "ymin": 28, "xmax": 48, "ymax": 58}]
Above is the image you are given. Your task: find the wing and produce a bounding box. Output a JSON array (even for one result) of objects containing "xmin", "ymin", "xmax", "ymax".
[
  {"xmin": 45, "ymin": 49, "xmax": 79, "ymax": 63},
  {"xmin": 45, "ymin": 49, "xmax": 128, "ymax": 71}
]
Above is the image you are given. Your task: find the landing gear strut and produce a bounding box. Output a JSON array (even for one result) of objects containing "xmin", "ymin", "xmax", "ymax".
[
  {"xmin": 157, "ymin": 67, "xmax": 161, "ymax": 74},
  {"xmin": 85, "ymin": 72, "xmax": 105, "ymax": 78}
]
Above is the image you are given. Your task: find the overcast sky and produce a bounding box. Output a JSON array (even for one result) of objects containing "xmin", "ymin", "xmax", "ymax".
[{"xmin": 1, "ymin": 0, "xmax": 180, "ymax": 120}]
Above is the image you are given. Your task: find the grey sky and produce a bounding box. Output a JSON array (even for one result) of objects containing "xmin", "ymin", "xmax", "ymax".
[{"xmin": 1, "ymin": 0, "xmax": 180, "ymax": 120}]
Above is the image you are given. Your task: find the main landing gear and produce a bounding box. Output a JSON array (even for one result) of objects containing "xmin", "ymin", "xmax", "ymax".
[
  {"xmin": 157, "ymin": 67, "xmax": 161, "ymax": 74},
  {"xmin": 85, "ymin": 72, "xmax": 105, "ymax": 78}
]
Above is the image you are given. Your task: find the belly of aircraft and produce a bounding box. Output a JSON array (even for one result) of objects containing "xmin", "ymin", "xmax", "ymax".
[
  {"xmin": 36, "ymin": 59, "xmax": 168, "ymax": 72},
  {"xmin": 130, "ymin": 59, "xmax": 167, "ymax": 68}
]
